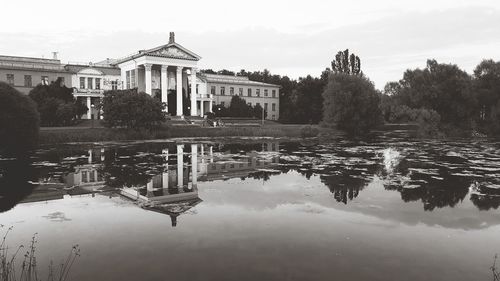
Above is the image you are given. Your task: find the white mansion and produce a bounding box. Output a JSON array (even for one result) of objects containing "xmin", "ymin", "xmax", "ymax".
[{"xmin": 0, "ymin": 32, "xmax": 281, "ymax": 120}]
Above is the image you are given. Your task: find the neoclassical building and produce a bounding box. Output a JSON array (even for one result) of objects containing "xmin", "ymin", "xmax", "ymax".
[
  {"xmin": 0, "ymin": 32, "xmax": 281, "ymax": 120},
  {"xmin": 115, "ymin": 32, "xmax": 203, "ymax": 117}
]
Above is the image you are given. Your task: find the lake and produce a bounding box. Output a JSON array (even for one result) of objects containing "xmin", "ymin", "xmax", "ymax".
[{"xmin": 1, "ymin": 133, "xmax": 499, "ymax": 281}]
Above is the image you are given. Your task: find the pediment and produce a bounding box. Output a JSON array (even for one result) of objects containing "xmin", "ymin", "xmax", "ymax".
[{"xmin": 147, "ymin": 45, "xmax": 198, "ymax": 60}]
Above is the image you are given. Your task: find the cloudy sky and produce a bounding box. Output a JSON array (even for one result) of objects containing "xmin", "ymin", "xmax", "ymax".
[{"xmin": 1, "ymin": 0, "xmax": 499, "ymax": 89}]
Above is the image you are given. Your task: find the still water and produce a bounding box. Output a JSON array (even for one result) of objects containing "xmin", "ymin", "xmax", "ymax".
[{"xmin": 1, "ymin": 133, "xmax": 499, "ymax": 281}]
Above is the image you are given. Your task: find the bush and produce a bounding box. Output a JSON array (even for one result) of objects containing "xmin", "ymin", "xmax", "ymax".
[
  {"xmin": 28, "ymin": 78, "xmax": 80, "ymax": 126},
  {"xmin": 101, "ymin": 89, "xmax": 166, "ymax": 129},
  {"xmin": 0, "ymin": 82, "xmax": 40, "ymax": 155},
  {"xmin": 322, "ymin": 73, "xmax": 383, "ymax": 135},
  {"xmin": 415, "ymin": 108, "xmax": 442, "ymax": 138}
]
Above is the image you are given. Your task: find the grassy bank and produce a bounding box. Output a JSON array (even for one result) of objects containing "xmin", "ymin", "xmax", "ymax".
[{"xmin": 39, "ymin": 125, "xmax": 322, "ymax": 144}]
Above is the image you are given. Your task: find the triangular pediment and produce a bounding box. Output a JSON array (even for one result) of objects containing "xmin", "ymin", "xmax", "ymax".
[{"xmin": 146, "ymin": 44, "xmax": 200, "ymax": 61}]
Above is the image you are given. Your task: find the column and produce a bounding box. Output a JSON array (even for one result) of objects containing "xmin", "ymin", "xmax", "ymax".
[
  {"xmin": 209, "ymin": 100, "xmax": 213, "ymax": 113},
  {"xmin": 190, "ymin": 68, "xmax": 197, "ymax": 116},
  {"xmin": 144, "ymin": 63, "xmax": 152, "ymax": 96},
  {"xmin": 191, "ymin": 144, "xmax": 198, "ymax": 189},
  {"xmin": 161, "ymin": 65, "xmax": 169, "ymax": 112},
  {"xmin": 177, "ymin": 144, "xmax": 184, "ymax": 188},
  {"xmin": 200, "ymin": 100, "xmax": 204, "ymax": 117},
  {"xmin": 87, "ymin": 97, "xmax": 92, "ymax": 119},
  {"xmin": 176, "ymin": 67, "xmax": 183, "ymax": 116}
]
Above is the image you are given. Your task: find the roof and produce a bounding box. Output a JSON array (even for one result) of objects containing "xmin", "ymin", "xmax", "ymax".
[
  {"xmin": 199, "ymin": 73, "xmax": 281, "ymax": 88},
  {"xmin": 0, "ymin": 55, "xmax": 66, "ymax": 72},
  {"xmin": 114, "ymin": 42, "xmax": 201, "ymax": 65},
  {"xmin": 64, "ymin": 64, "xmax": 121, "ymax": 76}
]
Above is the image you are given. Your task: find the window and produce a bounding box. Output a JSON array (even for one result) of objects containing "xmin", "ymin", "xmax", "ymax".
[
  {"xmin": 220, "ymin": 86, "xmax": 225, "ymax": 95},
  {"xmin": 264, "ymin": 89, "xmax": 268, "ymax": 97},
  {"xmin": 87, "ymin": 77, "xmax": 93, "ymax": 89},
  {"xmin": 239, "ymin": 88, "xmax": 243, "ymax": 96},
  {"xmin": 111, "ymin": 80, "xmax": 118, "ymax": 90},
  {"xmin": 221, "ymin": 101, "xmax": 225, "ymax": 107},
  {"xmin": 256, "ymin": 89, "xmax": 260, "ymax": 97},
  {"xmin": 80, "ymin": 77, "xmax": 85, "ymax": 89},
  {"xmin": 272, "ymin": 89, "xmax": 276, "ymax": 98},
  {"xmin": 6, "ymin": 74, "xmax": 14, "ymax": 85},
  {"xmin": 24, "ymin": 75, "xmax": 32, "ymax": 87},
  {"xmin": 230, "ymin": 87, "xmax": 234, "ymax": 95},
  {"xmin": 41, "ymin": 76, "xmax": 49, "ymax": 85},
  {"xmin": 272, "ymin": 115, "xmax": 276, "ymax": 120},
  {"xmin": 272, "ymin": 103, "xmax": 276, "ymax": 111},
  {"xmin": 196, "ymin": 84, "xmax": 199, "ymax": 94},
  {"xmin": 95, "ymin": 78, "xmax": 101, "ymax": 90},
  {"xmin": 256, "ymin": 102, "xmax": 260, "ymax": 107},
  {"xmin": 264, "ymin": 103, "xmax": 268, "ymax": 111},
  {"xmin": 247, "ymin": 88, "xmax": 252, "ymax": 97},
  {"xmin": 211, "ymin": 86, "xmax": 216, "ymax": 95},
  {"xmin": 82, "ymin": 171, "xmax": 88, "ymax": 183},
  {"xmin": 126, "ymin": 71, "xmax": 131, "ymax": 89}
]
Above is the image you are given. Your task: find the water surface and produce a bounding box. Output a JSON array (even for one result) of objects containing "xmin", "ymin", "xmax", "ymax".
[{"xmin": 1, "ymin": 133, "xmax": 499, "ymax": 281}]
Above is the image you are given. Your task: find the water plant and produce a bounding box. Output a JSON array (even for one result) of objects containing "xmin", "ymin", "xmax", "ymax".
[{"xmin": 0, "ymin": 225, "xmax": 80, "ymax": 281}]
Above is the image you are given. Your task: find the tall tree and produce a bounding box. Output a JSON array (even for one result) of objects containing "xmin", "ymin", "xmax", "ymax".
[{"xmin": 331, "ymin": 49, "xmax": 361, "ymax": 75}]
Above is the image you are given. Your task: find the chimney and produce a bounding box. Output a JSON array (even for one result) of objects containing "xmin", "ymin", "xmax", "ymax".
[
  {"xmin": 52, "ymin": 52, "xmax": 58, "ymax": 60},
  {"xmin": 169, "ymin": 32, "xmax": 175, "ymax": 44}
]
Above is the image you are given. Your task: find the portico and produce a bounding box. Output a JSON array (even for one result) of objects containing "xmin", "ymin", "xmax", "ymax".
[{"xmin": 115, "ymin": 32, "xmax": 211, "ymax": 117}]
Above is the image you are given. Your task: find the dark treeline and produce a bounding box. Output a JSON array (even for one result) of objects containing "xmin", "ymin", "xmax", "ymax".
[{"xmin": 205, "ymin": 55, "xmax": 500, "ymax": 137}]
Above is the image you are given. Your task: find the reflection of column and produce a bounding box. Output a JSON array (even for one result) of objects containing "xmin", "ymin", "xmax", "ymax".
[
  {"xmin": 145, "ymin": 63, "xmax": 152, "ymax": 96},
  {"xmin": 201, "ymin": 145, "xmax": 205, "ymax": 164},
  {"xmin": 100, "ymin": 148, "xmax": 105, "ymax": 162},
  {"xmin": 176, "ymin": 67, "xmax": 183, "ymax": 116},
  {"xmin": 88, "ymin": 149, "xmax": 93, "ymax": 164},
  {"xmin": 147, "ymin": 180, "xmax": 154, "ymax": 196},
  {"xmin": 87, "ymin": 97, "xmax": 91, "ymax": 119},
  {"xmin": 162, "ymin": 172, "xmax": 169, "ymax": 189},
  {"xmin": 191, "ymin": 144, "xmax": 198, "ymax": 189},
  {"xmin": 177, "ymin": 144, "xmax": 184, "ymax": 187},
  {"xmin": 190, "ymin": 68, "xmax": 197, "ymax": 116},
  {"xmin": 161, "ymin": 65, "xmax": 169, "ymax": 112},
  {"xmin": 209, "ymin": 99, "xmax": 213, "ymax": 113},
  {"xmin": 209, "ymin": 146, "xmax": 213, "ymax": 163},
  {"xmin": 162, "ymin": 149, "xmax": 169, "ymax": 162}
]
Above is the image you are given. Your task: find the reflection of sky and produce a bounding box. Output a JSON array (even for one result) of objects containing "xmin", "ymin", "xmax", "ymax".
[{"xmin": 1, "ymin": 182, "xmax": 499, "ymax": 281}]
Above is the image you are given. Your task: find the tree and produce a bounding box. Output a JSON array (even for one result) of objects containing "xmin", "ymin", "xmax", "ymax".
[
  {"xmin": 0, "ymin": 82, "xmax": 40, "ymax": 155},
  {"xmin": 101, "ymin": 89, "xmax": 166, "ymax": 129},
  {"xmin": 228, "ymin": 96, "xmax": 254, "ymax": 117},
  {"xmin": 385, "ymin": 59, "xmax": 476, "ymax": 134},
  {"xmin": 331, "ymin": 49, "xmax": 361, "ymax": 75},
  {"xmin": 28, "ymin": 78, "xmax": 81, "ymax": 126},
  {"xmin": 473, "ymin": 59, "xmax": 500, "ymax": 135},
  {"xmin": 322, "ymin": 73, "xmax": 383, "ymax": 135}
]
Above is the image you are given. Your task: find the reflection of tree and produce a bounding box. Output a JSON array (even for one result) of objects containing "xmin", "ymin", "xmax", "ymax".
[
  {"xmin": 0, "ymin": 157, "xmax": 37, "ymax": 212},
  {"xmin": 470, "ymin": 182, "xmax": 500, "ymax": 210},
  {"xmin": 320, "ymin": 175, "xmax": 367, "ymax": 204}
]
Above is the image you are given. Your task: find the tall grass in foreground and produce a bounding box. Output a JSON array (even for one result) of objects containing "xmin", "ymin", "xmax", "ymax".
[
  {"xmin": 0, "ymin": 225, "xmax": 80, "ymax": 281},
  {"xmin": 493, "ymin": 254, "xmax": 499, "ymax": 281}
]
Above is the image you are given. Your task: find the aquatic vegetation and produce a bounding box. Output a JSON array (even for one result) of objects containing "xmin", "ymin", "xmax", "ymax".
[{"xmin": 0, "ymin": 226, "xmax": 80, "ymax": 281}]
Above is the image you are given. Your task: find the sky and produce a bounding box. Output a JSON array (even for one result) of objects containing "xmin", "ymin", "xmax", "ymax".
[{"xmin": 1, "ymin": 0, "xmax": 500, "ymax": 89}]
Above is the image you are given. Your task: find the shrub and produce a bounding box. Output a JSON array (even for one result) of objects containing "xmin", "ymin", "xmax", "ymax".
[
  {"xmin": 322, "ymin": 73, "xmax": 383, "ymax": 135},
  {"xmin": 101, "ymin": 89, "xmax": 166, "ymax": 129},
  {"xmin": 28, "ymin": 78, "xmax": 80, "ymax": 126},
  {"xmin": 415, "ymin": 109, "xmax": 442, "ymax": 138},
  {"xmin": 0, "ymin": 82, "xmax": 40, "ymax": 155}
]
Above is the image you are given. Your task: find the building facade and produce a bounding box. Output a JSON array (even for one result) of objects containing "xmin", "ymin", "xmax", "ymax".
[
  {"xmin": 197, "ymin": 73, "xmax": 280, "ymax": 120},
  {"xmin": 0, "ymin": 32, "xmax": 280, "ymax": 120},
  {"xmin": 0, "ymin": 55, "xmax": 72, "ymax": 94}
]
